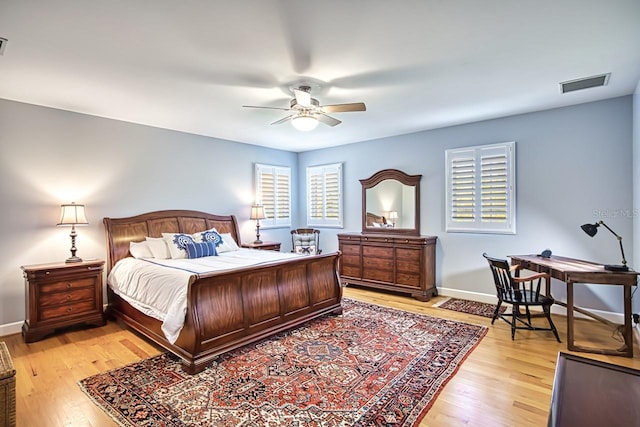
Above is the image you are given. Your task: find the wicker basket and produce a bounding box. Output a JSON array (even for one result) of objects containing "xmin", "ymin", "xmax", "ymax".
[{"xmin": 0, "ymin": 342, "xmax": 16, "ymax": 427}]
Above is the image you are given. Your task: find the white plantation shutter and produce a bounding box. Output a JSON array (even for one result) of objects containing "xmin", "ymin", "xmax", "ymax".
[
  {"xmin": 307, "ymin": 163, "xmax": 343, "ymax": 227},
  {"xmin": 446, "ymin": 142, "xmax": 515, "ymax": 234},
  {"xmin": 255, "ymin": 164, "xmax": 291, "ymax": 227}
]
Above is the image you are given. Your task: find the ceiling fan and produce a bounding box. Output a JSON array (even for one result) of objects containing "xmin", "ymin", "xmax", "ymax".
[{"xmin": 242, "ymin": 85, "xmax": 366, "ymax": 131}]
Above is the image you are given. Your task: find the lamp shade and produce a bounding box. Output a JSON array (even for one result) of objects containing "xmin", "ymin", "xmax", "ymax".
[
  {"xmin": 580, "ymin": 223, "xmax": 599, "ymax": 237},
  {"xmin": 58, "ymin": 203, "xmax": 88, "ymax": 226},
  {"xmin": 291, "ymin": 115, "xmax": 318, "ymax": 131},
  {"xmin": 389, "ymin": 211, "xmax": 398, "ymax": 220},
  {"xmin": 250, "ymin": 205, "xmax": 266, "ymax": 220}
]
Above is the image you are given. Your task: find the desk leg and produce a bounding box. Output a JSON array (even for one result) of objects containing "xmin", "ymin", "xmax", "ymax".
[
  {"xmin": 623, "ymin": 285, "xmax": 633, "ymax": 357},
  {"xmin": 566, "ymin": 281, "xmax": 575, "ymax": 351}
]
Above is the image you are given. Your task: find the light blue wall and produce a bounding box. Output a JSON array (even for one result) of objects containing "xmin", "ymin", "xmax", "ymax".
[
  {"xmin": 0, "ymin": 98, "xmax": 297, "ymax": 328},
  {"xmin": 299, "ymin": 96, "xmax": 635, "ymax": 314},
  {"xmin": 0, "ymin": 95, "xmax": 636, "ymax": 331}
]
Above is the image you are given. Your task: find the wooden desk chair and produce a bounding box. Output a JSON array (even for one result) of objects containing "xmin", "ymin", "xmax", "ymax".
[
  {"xmin": 483, "ymin": 253, "xmax": 561, "ymax": 342},
  {"xmin": 291, "ymin": 228, "xmax": 321, "ymax": 255}
]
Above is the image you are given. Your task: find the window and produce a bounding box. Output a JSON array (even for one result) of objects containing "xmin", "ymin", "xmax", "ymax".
[
  {"xmin": 306, "ymin": 163, "xmax": 343, "ymax": 227},
  {"xmin": 445, "ymin": 141, "xmax": 516, "ymax": 234},
  {"xmin": 255, "ymin": 164, "xmax": 291, "ymax": 228}
]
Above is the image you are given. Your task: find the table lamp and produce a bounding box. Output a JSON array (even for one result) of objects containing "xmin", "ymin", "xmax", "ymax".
[
  {"xmin": 389, "ymin": 211, "xmax": 398, "ymax": 227},
  {"xmin": 58, "ymin": 202, "xmax": 89, "ymax": 263},
  {"xmin": 580, "ymin": 221, "xmax": 629, "ymax": 271},
  {"xmin": 250, "ymin": 204, "xmax": 266, "ymax": 244}
]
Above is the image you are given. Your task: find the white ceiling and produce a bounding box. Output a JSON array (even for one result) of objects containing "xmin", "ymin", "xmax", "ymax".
[{"xmin": 1, "ymin": 1, "xmax": 639, "ymax": 152}]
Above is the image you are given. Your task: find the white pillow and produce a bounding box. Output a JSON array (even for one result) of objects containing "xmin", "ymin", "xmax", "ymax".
[
  {"xmin": 145, "ymin": 237, "xmax": 171, "ymax": 259},
  {"xmin": 129, "ymin": 241, "xmax": 153, "ymax": 258},
  {"xmin": 162, "ymin": 233, "xmax": 196, "ymax": 259},
  {"xmin": 218, "ymin": 233, "xmax": 240, "ymax": 253}
]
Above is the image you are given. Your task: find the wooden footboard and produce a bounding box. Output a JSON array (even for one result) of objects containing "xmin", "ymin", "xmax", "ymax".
[{"xmin": 103, "ymin": 210, "xmax": 342, "ymax": 374}]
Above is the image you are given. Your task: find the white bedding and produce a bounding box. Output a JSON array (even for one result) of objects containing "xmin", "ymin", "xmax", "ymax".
[{"xmin": 107, "ymin": 249, "xmax": 301, "ymax": 343}]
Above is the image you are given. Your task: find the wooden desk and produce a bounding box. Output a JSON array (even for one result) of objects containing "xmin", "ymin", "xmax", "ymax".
[
  {"xmin": 548, "ymin": 352, "xmax": 640, "ymax": 426},
  {"xmin": 510, "ymin": 255, "xmax": 638, "ymax": 357}
]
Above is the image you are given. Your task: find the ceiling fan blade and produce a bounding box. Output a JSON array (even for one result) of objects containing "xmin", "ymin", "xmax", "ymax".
[
  {"xmin": 294, "ymin": 89, "xmax": 312, "ymax": 107},
  {"xmin": 243, "ymin": 105, "xmax": 291, "ymax": 111},
  {"xmin": 317, "ymin": 113, "xmax": 342, "ymax": 127},
  {"xmin": 270, "ymin": 115, "xmax": 293, "ymax": 125},
  {"xmin": 321, "ymin": 102, "xmax": 366, "ymax": 113}
]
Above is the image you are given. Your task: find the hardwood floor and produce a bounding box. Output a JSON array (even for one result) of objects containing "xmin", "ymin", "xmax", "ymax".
[{"xmin": 2, "ymin": 287, "xmax": 640, "ymax": 427}]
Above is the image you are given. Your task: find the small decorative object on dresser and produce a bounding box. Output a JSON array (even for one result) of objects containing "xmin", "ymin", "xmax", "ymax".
[
  {"xmin": 21, "ymin": 259, "xmax": 105, "ymax": 342},
  {"xmin": 241, "ymin": 241, "xmax": 281, "ymax": 251}
]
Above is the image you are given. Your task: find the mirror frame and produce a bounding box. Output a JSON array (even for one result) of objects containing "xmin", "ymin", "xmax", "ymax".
[{"xmin": 360, "ymin": 169, "xmax": 421, "ymax": 235}]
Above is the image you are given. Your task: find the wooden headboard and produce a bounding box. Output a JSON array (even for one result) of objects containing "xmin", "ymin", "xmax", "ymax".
[
  {"xmin": 366, "ymin": 212, "xmax": 387, "ymax": 227},
  {"xmin": 103, "ymin": 210, "xmax": 241, "ymax": 272}
]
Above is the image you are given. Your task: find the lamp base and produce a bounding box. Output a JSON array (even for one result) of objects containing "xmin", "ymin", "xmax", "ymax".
[
  {"xmin": 253, "ymin": 239, "xmax": 263, "ymax": 244},
  {"xmin": 604, "ymin": 264, "xmax": 629, "ymax": 272},
  {"xmin": 65, "ymin": 256, "xmax": 83, "ymax": 263}
]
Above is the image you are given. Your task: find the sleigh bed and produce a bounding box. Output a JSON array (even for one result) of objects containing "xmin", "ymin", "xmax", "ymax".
[{"xmin": 103, "ymin": 209, "xmax": 343, "ymax": 374}]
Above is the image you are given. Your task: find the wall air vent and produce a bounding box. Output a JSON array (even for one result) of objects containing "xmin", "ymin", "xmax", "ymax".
[
  {"xmin": 0, "ymin": 38, "xmax": 7, "ymax": 55},
  {"xmin": 560, "ymin": 73, "xmax": 610, "ymax": 94}
]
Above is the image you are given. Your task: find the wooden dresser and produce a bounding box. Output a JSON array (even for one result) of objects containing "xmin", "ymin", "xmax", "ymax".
[
  {"xmin": 338, "ymin": 233, "xmax": 437, "ymax": 301},
  {"xmin": 21, "ymin": 259, "xmax": 105, "ymax": 342}
]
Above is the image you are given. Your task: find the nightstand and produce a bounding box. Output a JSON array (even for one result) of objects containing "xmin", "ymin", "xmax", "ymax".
[
  {"xmin": 21, "ymin": 259, "xmax": 105, "ymax": 342},
  {"xmin": 241, "ymin": 241, "xmax": 281, "ymax": 251}
]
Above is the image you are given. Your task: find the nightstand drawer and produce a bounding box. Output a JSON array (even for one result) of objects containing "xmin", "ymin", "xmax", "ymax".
[
  {"xmin": 38, "ymin": 287, "xmax": 95, "ymax": 307},
  {"xmin": 40, "ymin": 300, "xmax": 96, "ymax": 321},
  {"xmin": 39, "ymin": 277, "xmax": 96, "ymax": 294}
]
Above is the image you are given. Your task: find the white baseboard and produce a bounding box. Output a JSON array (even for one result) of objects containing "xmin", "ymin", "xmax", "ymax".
[
  {"xmin": 0, "ymin": 321, "xmax": 23, "ymax": 338},
  {"xmin": 437, "ymin": 286, "xmax": 626, "ymax": 324}
]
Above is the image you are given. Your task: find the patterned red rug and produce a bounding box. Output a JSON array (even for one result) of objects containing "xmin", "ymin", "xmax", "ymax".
[
  {"xmin": 435, "ymin": 297, "xmax": 506, "ymax": 318},
  {"xmin": 79, "ymin": 299, "xmax": 486, "ymax": 426}
]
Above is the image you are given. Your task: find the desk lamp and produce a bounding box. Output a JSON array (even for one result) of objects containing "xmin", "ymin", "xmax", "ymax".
[{"xmin": 580, "ymin": 221, "xmax": 629, "ymax": 271}]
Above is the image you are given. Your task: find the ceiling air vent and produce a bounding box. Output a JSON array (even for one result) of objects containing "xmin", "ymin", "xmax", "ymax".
[{"xmin": 560, "ymin": 73, "xmax": 610, "ymax": 94}]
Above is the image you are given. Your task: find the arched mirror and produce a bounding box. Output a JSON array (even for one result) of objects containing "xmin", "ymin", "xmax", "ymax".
[{"xmin": 361, "ymin": 169, "xmax": 421, "ymax": 235}]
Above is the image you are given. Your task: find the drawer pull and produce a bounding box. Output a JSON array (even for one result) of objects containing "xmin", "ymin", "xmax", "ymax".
[
  {"xmin": 45, "ymin": 271, "xmax": 50, "ymax": 275},
  {"xmin": 66, "ymin": 307, "xmax": 73, "ymax": 313},
  {"xmin": 405, "ymin": 239, "xmax": 409, "ymax": 243},
  {"xmin": 66, "ymin": 282, "xmax": 72, "ymax": 288},
  {"xmin": 66, "ymin": 294, "xmax": 72, "ymax": 300}
]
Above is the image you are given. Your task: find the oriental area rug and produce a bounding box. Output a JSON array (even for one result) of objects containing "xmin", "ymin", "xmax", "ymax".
[
  {"xmin": 434, "ymin": 297, "xmax": 506, "ymax": 318},
  {"xmin": 79, "ymin": 299, "xmax": 487, "ymax": 426}
]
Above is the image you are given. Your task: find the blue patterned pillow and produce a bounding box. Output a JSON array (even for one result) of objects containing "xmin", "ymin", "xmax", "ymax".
[
  {"xmin": 197, "ymin": 229, "xmax": 223, "ymax": 247},
  {"xmin": 162, "ymin": 233, "xmax": 196, "ymax": 259},
  {"xmin": 184, "ymin": 241, "xmax": 218, "ymax": 259}
]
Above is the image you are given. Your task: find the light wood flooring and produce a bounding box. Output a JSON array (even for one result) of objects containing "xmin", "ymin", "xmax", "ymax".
[{"xmin": 2, "ymin": 287, "xmax": 640, "ymax": 427}]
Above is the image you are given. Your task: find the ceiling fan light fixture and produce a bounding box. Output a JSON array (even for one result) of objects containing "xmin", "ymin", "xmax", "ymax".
[{"xmin": 291, "ymin": 115, "xmax": 318, "ymax": 131}]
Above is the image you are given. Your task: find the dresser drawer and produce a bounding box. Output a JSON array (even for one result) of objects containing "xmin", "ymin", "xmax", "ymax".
[
  {"xmin": 341, "ymin": 265, "xmax": 362, "ymax": 278},
  {"xmin": 38, "ymin": 287, "xmax": 95, "ymax": 307},
  {"xmin": 340, "ymin": 244, "xmax": 362, "ymax": 256},
  {"xmin": 363, "ymin": 245, "xmax": 393, "ymax": 258},
  {"xmin": 40, "ymin": 300, "xmax": 97, "ymax": 321},
  {"xmin": 38, "ymin": 277, "xmax": 96, "ymax": 294},
  {"xmin": 397, "ymin": 273, "xmax": 421, "ymax": 288},
  {"xmin": 363, "ymin": 268, "xmax": 393, "ymax": 282}
]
